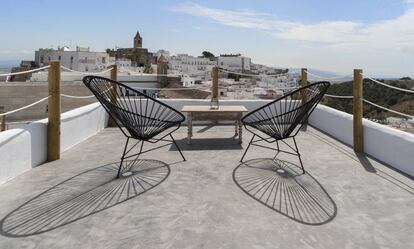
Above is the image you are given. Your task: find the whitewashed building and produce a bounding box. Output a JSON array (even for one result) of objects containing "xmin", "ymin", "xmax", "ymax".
[
  {"xmin": 116, "ymin": 58, "xmax": 132, "ymax": 68},
  {"xmin": 169, "ymin": 54, "xmax": 216, "ymax": 82},
  {"xmin": 218, "ymin": 54, "xmax": 251, "ymax": 71},
  {"xmin": 35, "ymin": 46, "xmax": 114, "ymax": 72},
  {"xmin": 169, "ymin": 54, "xmax": 216, "ymax": 73}
]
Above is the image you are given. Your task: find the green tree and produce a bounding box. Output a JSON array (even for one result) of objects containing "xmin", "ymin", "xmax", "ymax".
[
  {"xmin": 144, "ymin": 63, "xmax": 153, "ymax": 74},
  {"xmin": 202, "ymin": 51, "xmax": 215, "ymax": 60}
]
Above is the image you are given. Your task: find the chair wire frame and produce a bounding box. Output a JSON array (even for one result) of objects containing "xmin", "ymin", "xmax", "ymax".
[
  {"xmin": 83, "ymin": 76, "xmax": 186, "ymax": 178},
  {"xmin": 240, "ymin": 81, "xmax": 330, "ymax": 173}
]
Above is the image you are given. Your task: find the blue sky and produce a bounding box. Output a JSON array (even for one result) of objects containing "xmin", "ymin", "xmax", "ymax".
[{"xmin": 1, "ymin": 0, "xmax": 413, "ymax": 76}]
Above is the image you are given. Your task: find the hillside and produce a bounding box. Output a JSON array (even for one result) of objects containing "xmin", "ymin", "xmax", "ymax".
[{"xmin": 324, "ymin": 79, "xmax": 414, "ymax": 120}]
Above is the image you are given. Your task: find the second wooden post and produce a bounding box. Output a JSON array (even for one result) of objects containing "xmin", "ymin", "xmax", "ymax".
[
  {"xmin": 47, "ymin": 61, "xmax": 61, "ymax": 161},
  {"xmin": 301, "ymin": 68, "xmax": 308, "ymax": 131},
  {"xmin": 210, "ymin": 66, "xmax": 219, "ymax": 110},
  {"xmin": 353, "ymin": 69, "xmax": 363, "ymax": 153},
  {"xmin": 108, "ymin": 64, "xmax": 118, "ymax": 127}
]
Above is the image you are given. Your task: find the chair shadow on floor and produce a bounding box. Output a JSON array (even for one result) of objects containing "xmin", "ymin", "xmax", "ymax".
[
  {"xmin": 233, "ymin": 158, "xmax": 337, "ymax": 225},
  {"xmin": 0, "ymin": 159, "xmax": 170, "ymax": 237}
]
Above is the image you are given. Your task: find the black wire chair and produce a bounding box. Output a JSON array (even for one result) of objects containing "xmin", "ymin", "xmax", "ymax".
[
  {"xmin": 240, "ymin": 82, "xmax": 330, "ymax": 173},
  {"xmin": 83, "ymin": 76, "xmax": 186, "ymax": 178}
]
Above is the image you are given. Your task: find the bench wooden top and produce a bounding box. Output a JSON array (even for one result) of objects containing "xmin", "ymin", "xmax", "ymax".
[{"xmin": 182, "ymin": 105, "xmax": 248, "ymax": 113}]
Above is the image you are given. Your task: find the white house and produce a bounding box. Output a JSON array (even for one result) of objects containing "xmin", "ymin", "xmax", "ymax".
[
  {"xmin": 169, "ymin": 54, "xmax": 216, "ymax": 73},
  {"xmin": 35, "ymin": 46, "xmax": 114, "ymax": 72},
  {"xmin": 218, "ymin": 54, "xmax": 251, "ymax": 71},
  {"xmin": 168, "ymin": 54, "xmax": 216, "ymax": 82}
]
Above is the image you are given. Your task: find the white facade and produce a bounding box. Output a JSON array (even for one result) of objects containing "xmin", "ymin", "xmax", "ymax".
[
  {"xmin": 169, "ymin": 54, "xmax": 216, "ymax": 73},
  {"xmin": 169, "ymin": 54, "xmax": 216, "ymax": 82},
  {"xmin": 218, "ymin": 55, "xmax": 251, "ymax": 71},
  {"xmin": 35, "ymin": 46, "xmax": 115, "ymax": 72},
  {"xmin": 116, "ymin": 58, "xmax": 132, "ymax": 68}
]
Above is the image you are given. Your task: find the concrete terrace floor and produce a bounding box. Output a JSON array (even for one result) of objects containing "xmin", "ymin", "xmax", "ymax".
[{"xmin": 0, "ymin": 125, "xmax": 413, "ymax": 249}]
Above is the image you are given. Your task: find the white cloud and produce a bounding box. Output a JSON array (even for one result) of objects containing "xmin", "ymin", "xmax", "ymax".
[
  {"xmin": 170, "ymin": 3, "xmax": 293, "ymax": 30},
  {"xmin": 171, "ymin": 2, "xmax": 414, "ymax": 76},
  {"xmin": 172, "ymin": 2, "xmax": 414, "ymax": 49}
]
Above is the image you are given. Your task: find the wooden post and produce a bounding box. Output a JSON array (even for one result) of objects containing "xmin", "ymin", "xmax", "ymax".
[
  {"xmin": 0, "ymin": 106, "xmax": 5, "ymax": 132},
  {"xmin": 210, "ymin": 66, "xmax": 219, "ymax": 112},
  {"xmin": 0, "ymin": 113, "xmax": 5, "ymax": 132},
  {"xmin": 212, "ymin": 66, "xmax": 219, "ymax": 99},
  {"xmin": 47, "ymin": 61, "xmax": 61, "ymax": 161},
  {"xmin": 108, "ymin": 65, "xmax": 118, "ymax": 127},
  {"xmin": 110, "ymin": 64, "xmax": 117, "ymax": 82},
  {"xmin": 353, "ymin": 69, "xmax": 363, "ymax": 153},
  {"xmin": 301, "ymin": 68, "xmax": 308, "ymax": 131}
]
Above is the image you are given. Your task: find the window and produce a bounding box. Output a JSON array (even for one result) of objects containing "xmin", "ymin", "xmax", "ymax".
[
  {"xmin": 48, "ymin": 57, "xmax": 51, "ymax": 61},
  {"xmin": 58, "ymin": 56, "xmax": 61, "ymax": 61},
  {"xmin": 40, "ymin": 56, "xmax": 44, "ymax": 63},
  {"xmin": 85, "ymin": 66, "xmax": 89, "ymax": 72},
  {"xmin": 70, "ymin": 56, "xmax": 74, "ymax": 63},
  {"xmin": 102, "ymin": 57, "xmax": 106, "ymax": 64}
]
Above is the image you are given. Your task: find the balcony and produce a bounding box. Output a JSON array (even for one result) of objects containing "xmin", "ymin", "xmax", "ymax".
[{"xmin": 0, "ymin": 100, "xmax": 413, "ymax": 248}]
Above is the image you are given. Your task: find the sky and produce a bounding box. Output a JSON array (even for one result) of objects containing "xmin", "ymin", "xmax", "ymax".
[{"xmin": 1, "ymin": 0, "xmax": 413, "ymax": 77}]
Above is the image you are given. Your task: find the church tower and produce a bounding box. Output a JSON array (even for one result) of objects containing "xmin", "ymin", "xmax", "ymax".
[{"xmin": 134, "ymin": 31, "xmax": 142, "ymax": 48}]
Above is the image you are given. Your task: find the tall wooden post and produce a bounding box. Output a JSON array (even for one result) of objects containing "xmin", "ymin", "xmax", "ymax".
[
  {"xmin": 212, "ymin": 66, "xmax": 219, "ymax": 99},
  {"xmin": 47, "ymin": 61, "xmax": 61, "ymax": 161},
  {"xmin": 301, "ymin": 68, "xmax": 308, "ymax": 131},
  {"xmin": 210, "ymin": 66, "xmax": 219, "ymax": 111},
  {"xmin": 0, "ymin": 113, "xmax": 5, "ymax": 132},
  {"xmin": 110, "ymin": 64, "xmax": 117, "ymax": 82},
  {"xmin": 0, "ymin": 106, "xmax": 5, "ymax": 132},
  {"xmin": 108, "ymin": 65, "xmax": 118, "ymax": 127},
  {"xmin": 353, "ymin": 69, "xmax": 363, "ymax": 153}
]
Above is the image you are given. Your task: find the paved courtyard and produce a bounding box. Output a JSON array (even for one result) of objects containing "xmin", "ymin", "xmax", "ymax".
[{"xmin": 0, "ymin": 125, "xmax": 413, "ymax": 248}]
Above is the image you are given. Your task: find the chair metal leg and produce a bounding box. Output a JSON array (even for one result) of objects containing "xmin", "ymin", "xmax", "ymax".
[
  {"xmin": 273, "ymin": 140, "xmax": 280, "ymax": 161},
  {"xmin": 134, "ymin": 140, "xmax": 144, "ymax": 162},
  {"xmin": 170, "ymin": 134, "xmax": 186, "ymax": 161},
  {"xmin": 240, "ymin": 134, "xmax": 255, "ymax": 162},
  {"xmin": 292, "ymin": 137, "xmax": 305, "ymax": 174},
  {"xmin": 117, "ymin": 137, "xmax": 130, "ymax": 178}
]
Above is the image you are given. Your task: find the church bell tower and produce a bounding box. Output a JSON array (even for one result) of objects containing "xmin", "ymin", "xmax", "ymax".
[{"xmin": 134, "ymin": 31, "xmax": 142, "ymax": 48}]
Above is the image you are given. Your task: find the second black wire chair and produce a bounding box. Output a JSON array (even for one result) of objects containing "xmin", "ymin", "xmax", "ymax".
[
  {"xmin": 240, "ymin": 82, "xmax": 330, "ymax": 173},
  {"xmin": 83, "ymin": 76, "xmax": 186, "ymax": 178}
]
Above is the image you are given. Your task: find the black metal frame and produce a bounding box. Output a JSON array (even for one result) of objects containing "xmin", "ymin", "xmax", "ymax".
[
  {"xmin": 240, "ymin": 82, "xmax": 330, "ymax": 173},
  {"xmin": 83, "ymin": 76, "xmax": 186, "ymax": 178}
]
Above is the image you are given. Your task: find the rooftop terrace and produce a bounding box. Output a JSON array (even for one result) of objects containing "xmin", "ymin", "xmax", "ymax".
[{"xmin": 0, "ymin": 125, "xmax": 413, "ymax": 248}]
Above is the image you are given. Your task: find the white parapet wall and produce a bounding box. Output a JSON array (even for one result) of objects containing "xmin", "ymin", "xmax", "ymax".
[
  {"xmin": 308, "ymin": 104, "xmax": 354, "ymax": 146},
  {"xmin": 0, "ymin": 120, "xmax": 48, "ymax": 185},
  {"xmin": 363, "ymin": 119, "xmax": 414, "ymax": 177},
  {"xmin": 308, "ymin": 104, "xmax": 414, "ymax": 177},
  {"xmin": 1, "ymin": 99, "xmax": 413, "ymax": 184},
  {"xmin": 0, "ymin": 102, "xmax": 108, "ymax": 184},
  {"xmin": 61, "ymin": 102, "xmax": 109, "ymax": 151}
]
